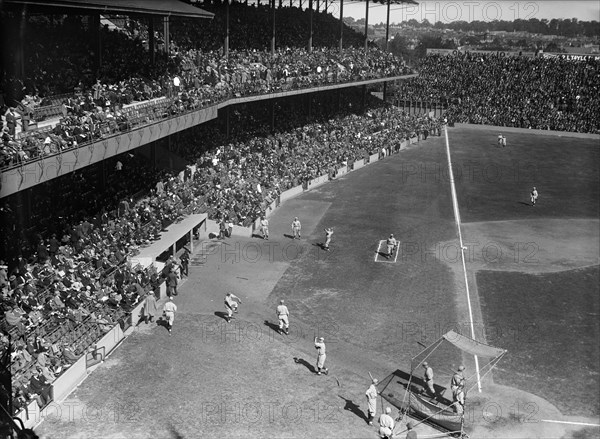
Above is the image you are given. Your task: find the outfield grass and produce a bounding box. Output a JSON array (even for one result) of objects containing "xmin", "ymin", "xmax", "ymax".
[
  {"xmin": 448, "ymin": 128, "xmax": 600, "ymax": 222},
  {"xmin": 448, "ymin": 127, "xmax": 600, "ymax": 418},
  {"xmin": 477, "ymin": 266, "xmax": 600, "ymax": 417}
]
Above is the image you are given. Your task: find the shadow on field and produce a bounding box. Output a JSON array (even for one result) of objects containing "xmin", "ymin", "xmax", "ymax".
[
  {"xmin": 168, "ymin": 423, "xmax": 185, "ymax": 438},
  {"xmin": 339, "ymin": 395, "xmax": 367, "ymax": 422},
  {"xmin": 214, "ymin": 311, "xmax": 229, "ymax": 322},
  {"xmin": 263, "ymin": 320, "xmax": 281, "ymax": 333},
  {"xmin": 293, "ymin": 357, "xmax": 316, "ymax": 373},
  {"xmin": 252, "ymin": 233, "xmax": 266, "ymax": 239},
  {"xmin": 283, "ymin": 233, "xmax": 296, "ymax": 240},
  {"xmin": 517, "ymin": 201, "xmax": 531, "ymax": 206}
]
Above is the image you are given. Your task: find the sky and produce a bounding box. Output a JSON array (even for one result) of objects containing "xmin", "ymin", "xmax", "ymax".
[{"xmin": 333, "ymin": 1, "xmax": 600, "ymax": 25}]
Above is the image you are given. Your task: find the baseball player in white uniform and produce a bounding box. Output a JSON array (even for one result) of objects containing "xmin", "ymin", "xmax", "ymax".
[{"xmin": 276, "ymin": 300, "xmax": 289, "ymax": 334}]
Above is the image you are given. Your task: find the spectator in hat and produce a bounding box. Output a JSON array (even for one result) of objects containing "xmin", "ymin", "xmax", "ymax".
[
  {"xmin": 179, "ymin": 247, "xmax": 190, "ymax": 277},
  {"xmin": 142, "ymin": 291, "xmax": 158, "ymax": 324},
  {"xmin": 166, "ymin": 266, "xmax": 179, "ymax": 296}
]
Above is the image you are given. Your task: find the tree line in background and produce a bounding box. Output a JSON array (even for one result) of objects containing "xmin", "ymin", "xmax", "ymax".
[{"xmin": 346, "ymin": 17, "xmax": 599, "ymax": 38}]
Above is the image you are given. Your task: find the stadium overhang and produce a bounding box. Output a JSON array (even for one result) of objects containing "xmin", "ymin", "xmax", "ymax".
[{"xmin": 2, "ymin": 0, "xmax": 214, "ymax": 19}]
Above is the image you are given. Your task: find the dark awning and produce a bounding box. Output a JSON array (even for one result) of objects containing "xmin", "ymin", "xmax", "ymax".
[{"xmin": 3, "ymin": 0, "xmax": 214, "ymax": 19}]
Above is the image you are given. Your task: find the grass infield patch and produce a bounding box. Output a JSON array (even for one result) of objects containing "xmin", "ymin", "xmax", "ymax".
[{"xmin": 477, "ymin": 266, "xmax": 600, "ymax": 417}]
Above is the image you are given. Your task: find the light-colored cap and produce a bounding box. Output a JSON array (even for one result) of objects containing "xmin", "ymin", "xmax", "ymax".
[{"xmin": 385, "ymin": 407, "xmax": 391, "ymax": 414}]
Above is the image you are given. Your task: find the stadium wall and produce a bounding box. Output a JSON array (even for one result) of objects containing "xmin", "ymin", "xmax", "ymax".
[{"xmin": 454, "ymin": 123, "xmax": 600, "ymax": 140}]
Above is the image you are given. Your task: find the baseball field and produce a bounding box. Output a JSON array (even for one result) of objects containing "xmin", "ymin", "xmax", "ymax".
[{"xmin": 36, "ymin": 126, "xmax": 599, "ymax": 439}]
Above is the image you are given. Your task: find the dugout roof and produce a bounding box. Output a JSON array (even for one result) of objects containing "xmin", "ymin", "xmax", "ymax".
[{"xmin": 3, "ymin": 0, "xmax": 214, "ymax": 19}]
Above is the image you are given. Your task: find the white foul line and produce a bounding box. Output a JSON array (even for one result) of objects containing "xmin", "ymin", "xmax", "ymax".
[
  {"xmin": 443, "ymin": 125, "xmax": 482, "ymax": 393},
  {"xmin": 375, "ymin": 240, "xmax": 383, "ymax": 262},
  {"xmin": 541, "ymin": 419, "xmax": 600, "ymax": 427}
]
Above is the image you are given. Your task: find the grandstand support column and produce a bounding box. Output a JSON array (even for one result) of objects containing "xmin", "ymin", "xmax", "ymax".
[
  {"xmin": 149, "ymin": 17, "xmax": 156, "ymax": 65},
  {"xmin": 151, "ymin": 141, "xmax": 157, "ymax": 170},
  {"xmin": 324, "ymin": 0, "xmax": 328, "ymax": 13},
  {"xmin": 362, "ymin": 85, "xmax": 367, "ymax": 112},
  {"xmin": 385, "ymin": 0, "xmax": 390, "ymax": 52},
  {"xmin": 279, "ymin": 0, "xmax": 283, "ymax": 7},
  {"xmin": 364, "ymin": 0, "xmax": 370, "ymax": 51},
  {"xmin": 225, "ymin": 107, "xmax": 231, "ymax": 138},
  {"xmin": 338, "ymin": 0, "xmax": 344, "ymax": 53},
  {"xmin": 271, "ymin": 0, "xmax": 276, "ymax": 56},
  {"xmin": 271, "ymin": 101, "xmax": 276, "ymax": 133},
  {"xmin": 224, "ymin": 0, "xmax": 230, "ymax": 59},
  {"xmin": 163, "ymin": 16, "xmax": 170, "ymax": 56},
  {"xmin": 91, "ymin": 14, "xmax": 102, "ymax": 77},
  {"xmin": 308, "ymin": 0, "xmax": 313, "ymax": 52},
  {"xmin": 316, "ymin": 0, "xmax": 320, "ymax": 13}
]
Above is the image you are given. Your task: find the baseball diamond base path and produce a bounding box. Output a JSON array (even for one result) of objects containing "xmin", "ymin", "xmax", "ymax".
[{"xmin": 35, "ymin": 127, "xmax": 599, "ymax": 439}]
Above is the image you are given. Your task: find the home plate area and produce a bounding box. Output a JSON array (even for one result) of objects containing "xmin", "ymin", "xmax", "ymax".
[{"xmin": 374, "ymin": 239, "xmax": 399, "ymax": 263}]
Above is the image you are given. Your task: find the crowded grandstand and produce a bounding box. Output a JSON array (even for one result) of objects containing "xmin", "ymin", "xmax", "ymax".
[{"xmin": 0, "ymin": 0, "xmax": 598, "ymax": 437}]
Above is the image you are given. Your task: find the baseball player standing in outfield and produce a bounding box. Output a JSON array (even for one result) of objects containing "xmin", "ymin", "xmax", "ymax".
[
  {"xmin": 276, "ymin": 299, "xmax": 289, "ymax": 334},
  {"xmin": 314, "ymin": 336, "xmax": 328, "ymax": 375},
  {"xmin": 324, "ymin": 227, "xmax": 333, "ymax": 251},
  {"xmin": 224, "ymin": 292, "xmax": 242, "ymax": 323},
  {"xmin": 386, "ymin": 234, "xmax": 397, "ymax": 259},
  {"xmin": 291, "ymin": 217, "xmax": 302, "ymax": 239},
  {"xmin": 378, "ymin": 407, "xmax": 395, "ymax": 439},
  {"xmin": 365, "ymin": 378, "xmax": 379, "ymax": 425},
  {"xmin": 260, "ymin": 216, "xmax": 269, "ymax": 240},
  {"xmin": 530, "ymin": 187, "xmax": 539, "ymax": 206},
  {"xmin": 163, "ymin": 296, "xmax": 177, "ymax": 335}
]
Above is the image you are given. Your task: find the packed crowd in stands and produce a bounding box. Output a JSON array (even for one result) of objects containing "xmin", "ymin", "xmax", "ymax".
[
  {"xmin": 395, "ymin": 53, "xmax": 600, "ymax": 133},
  {"xmin": 1, "ymin": 98, "xmax": 441, "ymax": 414},
  {"xmin": 0, "ymin": 45, "xmax": 410, "ymax": 169}
]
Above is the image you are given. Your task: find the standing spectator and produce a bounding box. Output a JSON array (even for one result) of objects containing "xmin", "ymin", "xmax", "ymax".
[
  {"xmin": 5, "ymin": 107, "xmax": 18, "ymax": 137},
  {"xmin": 143, "ymin": 291, "xmax": 158, "ymax": 324},
  {"xmin": 224, "ymin": 292, "xmax": 242, "ymax": 323},
  {"xmin": 291, "ymin": 217, "xmax": 302, "ymax": 240},
  {"xmin": 163, "ymin": 296, "xmax": 177, "ymax": 335},
  {"xmin": 276, "ymin": 299, "xmax": 289, "ymax": 335},
  {"xmin": 180, "ymin": 247, "xmax": 190, "ymax": 277},
  {"xmin": 314, "ymin": 336, "xmax": 328, "ymax": 375},
  {"xmin": 166, "ymin": 267, "xmax": 179, "ymax": 296},
  {"xmin": 365, "ymin": 378, "xmax": 379, "ymax": 425}
]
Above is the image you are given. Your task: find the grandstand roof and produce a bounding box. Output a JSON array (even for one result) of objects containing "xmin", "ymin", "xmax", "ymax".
[{"xmin": 4, "ymin": 0, "xmax": 214, "ymax": 19}]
